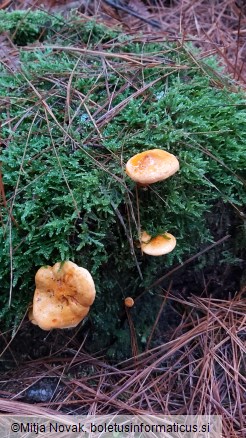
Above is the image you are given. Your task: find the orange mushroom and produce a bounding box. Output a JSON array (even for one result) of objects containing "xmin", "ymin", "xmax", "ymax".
[
  {"xmin": 140, "ymin": 231, "xmax": 176, "ymax": 256},
  {"xmin": 125, "ymin": 149, "xmax": 179, "ymax": 185},
  {"xmin": 29, "ymin": 261, "xmax": 96, "ymax": 330},
  {"xmin": 124, "ymin": 297, "xmax": 135, "ymax": 308}
]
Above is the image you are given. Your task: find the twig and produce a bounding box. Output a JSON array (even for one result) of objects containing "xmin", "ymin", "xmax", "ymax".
[{"xmin": 102, "ymin": 0, "xmax": 162, "ymax": 29}]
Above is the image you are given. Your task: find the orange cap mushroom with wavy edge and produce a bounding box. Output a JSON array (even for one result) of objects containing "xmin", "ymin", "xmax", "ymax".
[
  {"xmin": 125, "ymin": 149, "xmax": 179, "ymax": 185},
  {"xmin": 29, "ymin": 261, "xmax": 96, "ymax": 330},
  {"xmin": 140, "ymin": 231, "xmax": 176, "ymax": 256}
]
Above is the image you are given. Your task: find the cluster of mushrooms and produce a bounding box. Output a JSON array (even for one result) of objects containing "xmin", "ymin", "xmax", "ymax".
[
  {"xmin": 126, "ymin": 148, "xmax": 179, "ymax": 256},
  {"xmin": 29, "ymin": 148, "xmax": 179, "ymax": 329}
]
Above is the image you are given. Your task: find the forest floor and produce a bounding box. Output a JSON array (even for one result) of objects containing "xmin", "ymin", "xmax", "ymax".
[
  {"xmin": 0, "ymin": 2, "xmax": 245, "ymax": 437},
  {"xmin": 2, "ymin": 0, "xmax": 246, "ymax": 83}
]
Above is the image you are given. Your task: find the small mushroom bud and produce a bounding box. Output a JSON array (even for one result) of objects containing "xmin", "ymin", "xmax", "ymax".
[{"xmin": 124, "ymin": 297, "xmax": 135, "ymax": 308}]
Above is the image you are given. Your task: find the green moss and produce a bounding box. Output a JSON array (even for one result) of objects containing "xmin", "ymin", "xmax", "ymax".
[
  {"xmin": 0, "ymin": 11, "xmax": 245, "ymax": 355},
  {"xmin": 0, "ymin": 10, "xmax": 64, "ymax": 45}
]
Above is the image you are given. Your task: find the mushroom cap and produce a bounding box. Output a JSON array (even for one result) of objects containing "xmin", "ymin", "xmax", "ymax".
[
  {"xmin": 140, "ymin": 231, "xmax": 176, "ymax": 256},
  {"xmin": 29, "ymin": 261, "xmax": 96, "ymax": 330},
  {"xmin": 125, "ymin": 149, "xmax": 179, "ymax": 185},
  {"xmin": 124, "ymin": 297, "xmax": 134, "ymax": 308}
]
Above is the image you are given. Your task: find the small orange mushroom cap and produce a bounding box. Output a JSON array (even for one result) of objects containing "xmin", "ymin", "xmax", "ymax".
[
  {"xmin": 124, "ymin": 297, "xmax": 134, "ymax": 308},
  {"xmin": 125, "ymin": 149, "xmax": 179, "ymax": 185},
  {"xmin": 140, "ymin": 231, "xmax": 176, "ymax": 256},
  {"xmin": 29, "ymin": 261, "xmax": 96, "ymax": 330}
]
